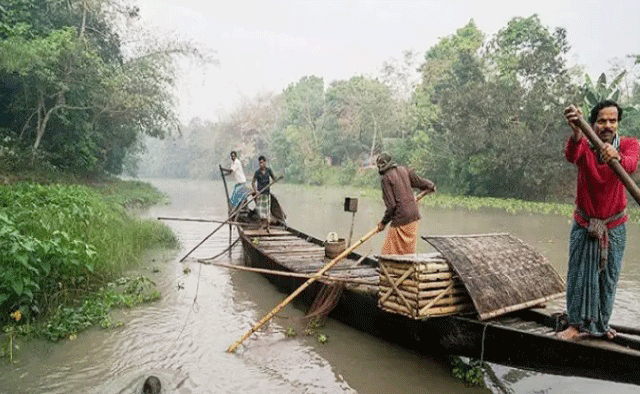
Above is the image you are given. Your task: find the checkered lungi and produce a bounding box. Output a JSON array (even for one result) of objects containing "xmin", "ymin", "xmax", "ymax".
[
  {"xmin": 566, "ymin": 221, "xmax": 626, "ymax": 336},
  {"xmin": 256, "ymin": 193, "xmax": 271, "ymax": 220}
]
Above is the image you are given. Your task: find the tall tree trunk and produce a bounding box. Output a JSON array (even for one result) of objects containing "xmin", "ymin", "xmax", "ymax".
[
  {"xmin": 80, "ymin": 0, "xmax": 88, "ymax": 37},
  {"xmin": 369, "ymin": 115, "xmax": 378, "ymax": 160},
  {"xmin": 33, "ymin": 94, "xmax": 62, "ymax": 153}
]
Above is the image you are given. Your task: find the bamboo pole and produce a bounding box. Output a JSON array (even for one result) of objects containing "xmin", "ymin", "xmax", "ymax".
[
  {"xmin": 227, "ymin": 227, "xmax": 378, "ymax": 353},
  {"xmin": 379, "ymin": 277, "xmax": 458, "ymax": 290},
  {"xmin": 378, "ymin": 284, "xmax": 467, "ymax": 298},
  {"xmin": 157, "ymin": 217, "xmax": 249, "ymax": 226},
  {"xmin": 227, "ymin": 186, "xmax": 435, "ymax": 353},
  {"xmin": 379, "ymin": 262, "xmax": 414, "ymax": 317},
  {"xmin": 385, "ymin": 294, "xmax": 471, "ymax": 309},
  {"xmin": 220, "ymin": 165, "xmax": 233, "ymax": 246},
  {"xmin": 572, "ymin": 110, "xmax": 640, "ymax": 206},
  {"xmin": 381, "ymin": 267, "xmax": 454, "ymax": 280},
  {"xmin": 611, "ymin": 323, "xmax": 640, "ymax": 337},
  {"xmin": 347, "ymin": 211, "xmax": 356, "ymax": 247},
  {"xmin": 178, "ymin": 176, "xmax": 283, "ymax": 262},
  {"xmin": 219, "ymin": 164, "xmax": 233, "ymax": 215}
]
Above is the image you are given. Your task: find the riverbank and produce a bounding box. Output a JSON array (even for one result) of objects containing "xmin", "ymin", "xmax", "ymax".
[
  {"xmin": 0, "ymin": 177, "xmax": 179, "ymax": 361},
  {"xmin": 275, "ymin": 182, "xmax": 640, "ymax": 223}
]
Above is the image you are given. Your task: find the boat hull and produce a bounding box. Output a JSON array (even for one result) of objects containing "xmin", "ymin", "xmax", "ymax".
[{"xmin": 239, "ymin": 226, "xmax": 640, "ymax": 386}]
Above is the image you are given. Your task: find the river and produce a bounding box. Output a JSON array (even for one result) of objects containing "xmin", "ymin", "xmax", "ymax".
[{"xmin": 1, "ymin": 178, "xmax": 640, "ymax": 393}]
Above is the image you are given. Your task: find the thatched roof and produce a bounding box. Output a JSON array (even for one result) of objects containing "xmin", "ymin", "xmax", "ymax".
[{"xmin": 421, "ymin": 233, "xmax": 565, "ymax": 320}]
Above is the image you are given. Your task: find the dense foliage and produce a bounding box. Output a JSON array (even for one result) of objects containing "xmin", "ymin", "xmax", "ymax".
[
  {"xmin": 139, "ymin": 16, "xmax": 640, "ymax": 202},
  {"xmin": 0, "ymin": 0, "xmax": 211, "ymax": 176},
  {"xmin": 0, "ymin": 181, "xmax": 177, "ymax": 327}
]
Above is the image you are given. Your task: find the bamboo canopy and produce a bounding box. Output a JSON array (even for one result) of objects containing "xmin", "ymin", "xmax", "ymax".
[{"xmin": 421, "ymin": 233, "xmax": 565, "ymax": 320}]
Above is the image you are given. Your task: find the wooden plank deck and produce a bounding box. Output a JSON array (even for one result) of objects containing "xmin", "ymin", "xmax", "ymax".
[{"xmin": 242, "ymin": 227, "xmax": 379, "ymax": 291}]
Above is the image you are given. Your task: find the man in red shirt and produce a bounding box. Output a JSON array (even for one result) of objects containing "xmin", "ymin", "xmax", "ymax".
[
  {"xmin": 559, "ymin": 100, "xmax": 639, "ymax": 340},
  {"xmin": 376, "ymin": 152, "xmax": 436, "ymax": 255}
]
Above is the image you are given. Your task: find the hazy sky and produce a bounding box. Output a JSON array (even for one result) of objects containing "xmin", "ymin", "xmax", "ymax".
[{"xmin": 135, "ymin": 0, "xmax": 640, "ymax": 122}]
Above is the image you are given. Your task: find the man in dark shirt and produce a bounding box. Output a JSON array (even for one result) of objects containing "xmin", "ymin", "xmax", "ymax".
[
  {"xmin": 252, "ymin": 155, "xmax": 277, "ymax": 229},
  {"xmin": 376, "ymin": 152, "xmax": 436, "ymax": 254}
]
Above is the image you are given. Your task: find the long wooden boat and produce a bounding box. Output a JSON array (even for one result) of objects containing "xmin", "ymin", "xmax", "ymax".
[{"xmin": 235, "ymin": 224, "xmax": 640, "ymax": 386}]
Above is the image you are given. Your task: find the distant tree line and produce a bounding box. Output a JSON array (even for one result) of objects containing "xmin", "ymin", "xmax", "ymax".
[
  {"xmin": 139, "ymin": 16, "xmax": 640, "ymax": 201},
  {"xmin": 2, "ymin": 4, "xmax": 638, "ymax": 201}
]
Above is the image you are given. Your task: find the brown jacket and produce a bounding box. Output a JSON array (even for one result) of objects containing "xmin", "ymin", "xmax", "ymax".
[{"xmin": 380, "ymin": 166, "xmax": 435, "ymax": 226}]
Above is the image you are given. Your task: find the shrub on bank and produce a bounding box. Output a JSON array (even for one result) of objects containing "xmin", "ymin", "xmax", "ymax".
[{"xmin": 0, "ymin": 181, "xmax": 177, "ymax": 327}]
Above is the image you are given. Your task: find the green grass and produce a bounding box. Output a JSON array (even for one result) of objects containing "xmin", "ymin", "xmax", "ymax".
[
  {"xmin": 0, "ymin": 179, "xmax": 178, "ymax": 353},
  {"xmin": 280, "ymin": 181, "xmax": 640, "ymax": 223}
]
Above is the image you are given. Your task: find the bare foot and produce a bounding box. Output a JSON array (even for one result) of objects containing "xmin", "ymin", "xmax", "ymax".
[
  {"xmin": 605, "ymin": 328, "xmax": 617, "ymax": 340},
  {"xmin": 557, "ymin": 326, "xmax": 586, "ymax": 341}
]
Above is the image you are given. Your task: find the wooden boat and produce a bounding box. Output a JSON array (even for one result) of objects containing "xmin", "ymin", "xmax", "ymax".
[{"xmin": 235, "ymin": 224, "xmax": 640, "ymax": 386}]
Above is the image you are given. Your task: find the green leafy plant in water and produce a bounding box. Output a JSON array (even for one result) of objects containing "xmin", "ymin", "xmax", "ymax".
[
  {"xmin": 38, "ymin": 276, "xmax": 160, "ymax": 342},
  {"xmin": 0, "ymin": 181, "xmax": 176, "ymax": 327},
  {"xmin": 303, "ymin": 318, "xmax": 329, "ymax": 344},
  {"xmin": 0, "ymin": 212, "xmax": 97, "ymax": 323},
  {"xmin": 285, "ymin": 327, "xmax": 297, "ymax": 337},
  {"xmin": 450, "ymin": 356, "xmax": 485, "ymax": 387}
]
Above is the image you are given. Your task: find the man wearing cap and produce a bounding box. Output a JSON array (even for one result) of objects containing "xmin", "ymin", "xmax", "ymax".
[{"xmin": 376, "ymin": 152, "xmax": 436, "ymax": 255}]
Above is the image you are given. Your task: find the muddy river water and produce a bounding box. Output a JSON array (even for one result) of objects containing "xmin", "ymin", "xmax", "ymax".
[{"xmin": 2, "ymin": 179, "xmax": 640, "ymax": 393}]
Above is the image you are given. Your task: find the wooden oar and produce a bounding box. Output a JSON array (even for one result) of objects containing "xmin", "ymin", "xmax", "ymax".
[
  {"xmin": 219, "ymin": 164, "xmax": 234, "ymax": 245},
  {"xmin": 572, "ymin": 110, "xmax": 640, "ymax": 205},
  {"xmin": 219, "ymin": 164, "xmax": 233, "ymax": 215},
  {"xmin": 178, "ymin": 176, "xmax": 283, "ymax": 262},
  {"xmin": 227, "ymin": 186, "xmax": 435, "ymax": 353},
  {"xmin": 157, "ymin": 217, "xmax": 247, "ymax": 225}
]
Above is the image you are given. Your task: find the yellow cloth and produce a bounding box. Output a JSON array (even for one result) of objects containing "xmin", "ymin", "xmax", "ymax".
[{"xmin": 381, "ymin": 220, "xmax": 419, "ymax": 255}]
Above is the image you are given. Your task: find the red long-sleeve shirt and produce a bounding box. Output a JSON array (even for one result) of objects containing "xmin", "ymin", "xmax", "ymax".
[{"xmin": 565, "ymin": 135, "xmax": 639, "ymax": 229}]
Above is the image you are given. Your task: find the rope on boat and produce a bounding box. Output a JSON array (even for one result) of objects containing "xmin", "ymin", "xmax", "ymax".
[
  {"xmin": 305, "ymin": 252, "xmax": 372, "ymax": 321},
  {"xmin": 480, "ymin": 323, "xmax": 488, "ymax": 364},
  {"xmin": 173, "ymin": 236, "xmax": 244, "ymax": 344},
  {"xmin": 200, "ymin": 237, "xmax": 241, "ymax": 261},
  {"xmin": 479, "ymin": 323, "xmax": 513, "ymax": 394},
  {"xmin": 173, "ymin": 263, "xmax": 203, "ymax": 345}
]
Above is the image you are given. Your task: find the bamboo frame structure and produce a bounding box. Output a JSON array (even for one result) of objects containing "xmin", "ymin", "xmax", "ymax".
[{"xmin": 377, "ymin": 254, "xmax": 474, "ymax": 319}]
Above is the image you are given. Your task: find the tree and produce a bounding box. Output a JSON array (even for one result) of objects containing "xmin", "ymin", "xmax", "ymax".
[
  {"xmin": 0, "ymin": 0, "xmax": 214, "ymax": 175},
  {"xmin": 414, "ymin": 15, "xmax": 578, "ymax": 199},
  {"xmin": 0, "ymin": 28, "xmax": 105, "ymax": 153},
  {"xmin": 418, "ymin": 19, "xmax": 484, "ymax": 96},
  {"xmin": 325, "ymin": 76, "xmax": 396, "ymax": 163},
  {"xmin": 281, "ymin": 76, "xmax": 325, "ymax": 150}
]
